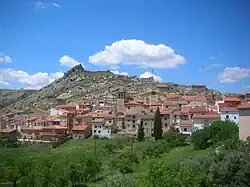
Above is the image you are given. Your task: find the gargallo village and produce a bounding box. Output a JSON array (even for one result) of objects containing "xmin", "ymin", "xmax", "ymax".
[{"xmin": 1, "ymin": 84, "xmax": 250, "ymax": 145}]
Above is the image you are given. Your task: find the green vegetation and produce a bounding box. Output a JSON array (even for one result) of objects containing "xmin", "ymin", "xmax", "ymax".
[
  {"xmin": 137, "ymin": 120, "xmax": 145, "ymax": 142},
  {"xmin": 1, "ymin": 120, "xmax": 248, "ymax": 187},
  {"xmin": 152, "ymin": 107, "xmax": 163, "ymax": 140}
]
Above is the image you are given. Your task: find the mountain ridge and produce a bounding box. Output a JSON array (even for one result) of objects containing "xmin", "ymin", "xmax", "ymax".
[{"xmin": 0, "ymin": 64, "xmax": 223, "ymax": 113}]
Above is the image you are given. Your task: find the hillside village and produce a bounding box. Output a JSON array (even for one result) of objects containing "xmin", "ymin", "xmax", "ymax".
[{"xmin": 1, "ymin": 82, "xmax": 250, "ymax": 144}]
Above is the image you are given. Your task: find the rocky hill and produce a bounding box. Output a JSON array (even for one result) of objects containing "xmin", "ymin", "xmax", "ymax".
[{"xmin": 0, "ymin": 64, "xmax": 223, "ymax": 113}]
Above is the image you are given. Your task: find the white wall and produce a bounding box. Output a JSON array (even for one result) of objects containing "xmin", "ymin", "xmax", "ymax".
[{"xmin": 220, "ymin": 111, "xmax": 239, "ymax": 124}]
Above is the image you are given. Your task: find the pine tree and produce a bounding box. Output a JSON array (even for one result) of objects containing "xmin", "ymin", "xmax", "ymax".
[
  {"xmin": 153, "ymin": 107, "xmax": 163, "ymax": 140},
  {"xmin": 137, "ymin": 120, "xmax": 145, "ymax": 142}
]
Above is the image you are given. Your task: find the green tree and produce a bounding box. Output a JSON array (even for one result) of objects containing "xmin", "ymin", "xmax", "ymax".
[
  {"xmin": 163, "ymin": 131, "xmax": 187, "ymax": 148},
  {"xmin": 192, "ymin": 121, "xmax": 239, "ymax": 150},
  {"xmin": 103, "ymin": 171, "xmax": 136, "ymax": 187},
  {"xmin": 153, "ymin": 107, "xmax": 163, "ymax": 140},
  {"xmin": 2, "ymin": 158, "xmax": 33, "ymax": 187},
  {"xmin": 137, "ymin": 120, "xmax": 145, "ymax": 142}
]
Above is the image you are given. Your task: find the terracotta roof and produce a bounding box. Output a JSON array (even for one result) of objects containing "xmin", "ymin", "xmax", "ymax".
[
  {"xmin": 116, "ymin": 115, "xmax": 125, "ymax": 119},
  {"xmin": 72, "ymin": 125, "xmax": 91, "ymax": 131},
  {"xmin": 163, "ymin": 101, "xmax": 179, "ymax": 106},
  {"xmin": 180, "ymin": 120, "xmax": 193, "ymax": 126},
  {"xmin": 224, "ymin": 97, "xmax": 241, "ymax": 102},
  {"xmin": 177, "ymin": 100, "xmax": 188, "ymax": 105},
  {"xmin": 237, "ymin": 104, "xmax": 250, "ymax": 110},
  {"xmin": 190, "ymin": 106, "xmax": 207, "ymax": 114},
  {"xmin": 208, "ymin": 111, "xmax": 219, "ymax": 115},
  {"xmin": 135, "ymin": 99, "xmax": 144, "ymax": 103},
  {"xmin": 34, "ymin": 116, "xmax": 60, "ymax": 123},
  {"xmin": 193, "ymin": 114, "xmax": 220, "ymax": 119},
  {"xmin": 125, "ymin": 101, "xmax": 140, "ymax": 105},
  {"xmin": 181, "ymin": 107, "xmax": 190, "ymax": 114},
  {"xmin": 173, "ymin": 110, "xmax": 189, "ymax": 116},
  {"xmin": 27, "ymin": 117, "xmax": 38, "ymax": 121},
  {"xmin": 0, "ymin": 129, "xmax": 16, "ymax": 133},
  {"xmin": 160, "ymin": 109, "xmax": 173, "ymax": 115},
  {"xmin": 43, "ymin": 125, "xmax": 67, "ymax": 130},
  {"xmin": 58, "ymin": 109, "xmax": 70, "ymax": 113},
  {"xmin": 125, "ymin": 112, "xmax": 138, "ymax": 116},
  {"xmin": 92, "ymin": 118, "xmax": 104, "ymax": 123},
  {"xmin": 220, "ymin": 107, "xmax": 238, "ymax": 112},
  {"xmin": 182, "ymin": 95, "xmax": 198, "ymax": 102}
]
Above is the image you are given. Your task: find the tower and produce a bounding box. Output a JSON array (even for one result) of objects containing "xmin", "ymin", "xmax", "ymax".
[{"xmin": 116, "ymin": 88, "xmax": 126, "ymax": 114}]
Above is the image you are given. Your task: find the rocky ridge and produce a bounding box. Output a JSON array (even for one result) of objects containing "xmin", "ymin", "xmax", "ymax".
[{"xmin": 0, "ymin": 64, "xmax": 223, "ymax": 113}]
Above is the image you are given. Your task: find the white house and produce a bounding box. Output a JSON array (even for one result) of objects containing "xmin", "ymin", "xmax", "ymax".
[
  {"xmin": 220, "ymin": 107, "xmax": 239, "ymax": 125},
  {"xmin": 179, "ymin": 120, "xmax": 193, "ymax": 135},
  {"xmin": 192, "ymin": 114, "xmax": 220, "ymax": 131},
  {"xmin": 92, "ymin": 119, "xmax": 112, "ymax": 139}
]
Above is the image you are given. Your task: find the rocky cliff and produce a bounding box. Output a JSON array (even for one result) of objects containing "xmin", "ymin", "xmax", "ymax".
[{"xmin": 0, "ymin": 64, "xmax": 223, "ymax": 113}]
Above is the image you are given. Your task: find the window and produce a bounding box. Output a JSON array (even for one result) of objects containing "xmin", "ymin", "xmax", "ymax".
[
  {"xmin": 133, "ymin": 125, "xmax": 135, "ymax": 128},
  {"xmin": 98, "ymin": 130, "xmax": 101, "ymax": 133},
  {"xmin": 94, "ymin": 130, "xmax": 96, "ymax": 133},
  {"xmin": 174, "ymin": 115, "xmax": 176, "ymax": 118},
  {"xmin": 184, "ymin": 128, "xmax": 187, "ymax": 132},
  {"xmin": 127, "ymin": 120, "xmax": 130, "ymax": 122},
  {"xmin": 95, "ymin": 126, "xmax": 97, "ymax": 128},
  {"xmin": 109, "ymin": 121, "xmax": 111, "ymax": 123},
  {"xmin": 144, "ymin": 122, "xmax": 147, "ymax": 125},
  {"xmin": 226, "ymin": 115, "xmax": 229, "ymax": 119},
  {"xmin": 234, "ymin": 116, "xmax": 237, "ymax": 119},
  {"xmin": 133, "ymin": 120, "xmax": 135, "ymax": 123},
  {"xmin": 133, "ymin": 116, "xmax": 135, "ymax": 118},
  {"xmin": 122, "ymin": 122, "xmax": 125, "ymax": 125},
  {"xmin": 128, "ymin": 107, "xmax": 130, "ymax": 110},
  {"xmin": 100, "ymin": 126, "xmax": 102, "ymax": 128},
  {"xmin": 108, "ymin": 131, "xmax": 110, "ymax": 133},
  {"xmin": 128, "ymin": 124, "xmax": 130, "ymax": 127},
  {"xmin": 151, "ymin": 110, "xmax": 153, "ymax": 112}
]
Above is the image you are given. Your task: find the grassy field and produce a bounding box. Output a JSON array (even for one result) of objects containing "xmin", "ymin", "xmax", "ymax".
[{"xmin": 0, "ymin": 138, "xmax": 211, "ymax": 186}]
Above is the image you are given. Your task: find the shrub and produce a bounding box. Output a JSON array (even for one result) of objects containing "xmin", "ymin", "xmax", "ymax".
[{"xmin": 163, "ymin": 131, "xmax": 187, "ymax": 148}]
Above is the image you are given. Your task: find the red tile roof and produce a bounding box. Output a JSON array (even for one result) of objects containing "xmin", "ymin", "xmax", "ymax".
[
  {"xmin": 0, "ymin": 129, "xmax": 16, "ymax": 133},
  {"xmin": 116, "ymin": 115, "xmax": 125, "ymax": 119},
  {"xmin": 77, "ymin": 99, "xmax": 97, "ymax": 103},
  {"xmin": 43, "ymin": 125, "xmax": 67, "ymax": 130},
  {"xmin": 220, "ymin": 107, "xmax": 238, "ymax": 112},
  {"xmin": 224, "ymin": 97, "xmax": 241, "ymax": 102},
  {"xmin": 237, "ymin": 104, "xmax": 250, "ymax": 110},
  {"xmin": 72, "ymin": 125, "xmax": 91, "ymax": 131},
  {"xmin": 193, "ymin": 114, "xmax": 220, "ymax": 119},
  {"xmin": 180, "ymin": 120, "xmax": 193, "ymax": 126},
  {"xmin": 163, "ymin": 101, "xmax": 179, "ymax": 106},
  {"xmin": 124, "ymin": 101, "xmax": 140, "ymax": 105},
  {"xmin": 190, "ymin": 106, "xmax": 207, "ymax": 114},
  {"xmin": 103, "ymin": 114, "xmax": 117, "ymax": 118}
]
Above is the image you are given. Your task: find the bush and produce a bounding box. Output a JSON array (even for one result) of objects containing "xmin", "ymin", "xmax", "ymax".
[
  {"xmin": 110, "ymin": 151, "xmax": 139, "ymax": 174},
  {"xmin": 191, "ymin": 121, "xmax": 239, "ymax": 150},
  {"xmin": 103, "ymin": 171, "xmax": 136, "ymax": 187},
  {"xmin": 163, "ymin": 132, "xmax": 188, "ymax": 148},
  {"xmin": 143, "ymin": 140, "xmax": 171, "ymax": 159}
]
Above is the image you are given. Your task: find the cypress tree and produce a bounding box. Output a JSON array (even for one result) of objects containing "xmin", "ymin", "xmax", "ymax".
[
  {"xmin": 137, "ymin": 120, "xmax": 145, "ymax": 142},
  {"xmin": 153, "ymin": 107, "xmax": 163, "ymax": 140}
]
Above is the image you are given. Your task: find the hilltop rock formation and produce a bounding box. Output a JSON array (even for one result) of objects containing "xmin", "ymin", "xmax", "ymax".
[{"xmin": 0, "ymin": 64, "xmax": 223, "ymax": 112}]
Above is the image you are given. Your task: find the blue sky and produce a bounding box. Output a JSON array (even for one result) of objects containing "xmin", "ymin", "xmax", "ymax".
[{"xmin": 0, "ymin": 0, "xmax": 250, "ymax": 92}]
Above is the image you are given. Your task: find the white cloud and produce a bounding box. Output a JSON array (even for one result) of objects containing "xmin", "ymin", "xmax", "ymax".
[
  {"xmin": 111, "ymin": 70, "xmax": 129, "ymax": 76},
  {"xmin": 89, "ymin": 39, "xmax": 185, "ymax": 69},
  {"xmin": 59, "ymin": 55, "xmax": 80, "ymax": 68},
  {"xmin": 219, "ymin": 67, "xmax": 250, "ymax": 83},
  {"xmin": 200, "ymin": 64, "xmax": 225, "ymax": 72},
  {"xmin": 0, "ymin": 68, "xmax": 64, "ymax": 89},
  {"xmin": 0, "ymin": 55, "xmax": 12, "ymax": 63},
  {"xmin": 242, "ymin": 85, "xmax": 250, "ymax": 90},
  {"xmin": 51, "ymin": 2, "xmax": 61, "ymax": 8},
  {"xmin": 35, "ymin": 1, "xmax": 61, "ymax": 9},
  {"xmin": 0, "ymin": 80, "xmax": 9, "ymax": 86},
  {"xmin": 139, "ymin": 71, "xmax": 162, "ymax": 82}
]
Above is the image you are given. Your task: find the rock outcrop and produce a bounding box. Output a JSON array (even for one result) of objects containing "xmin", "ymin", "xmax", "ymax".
[{"xmin": 0, "ymin": 64, "xmax": 223, "ymax": 112}]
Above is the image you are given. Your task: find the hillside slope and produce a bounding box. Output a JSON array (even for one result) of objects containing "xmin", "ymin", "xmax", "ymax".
[{"xmin": 0, "ymin": 64, "xmax": 223, "ymax": 112}]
